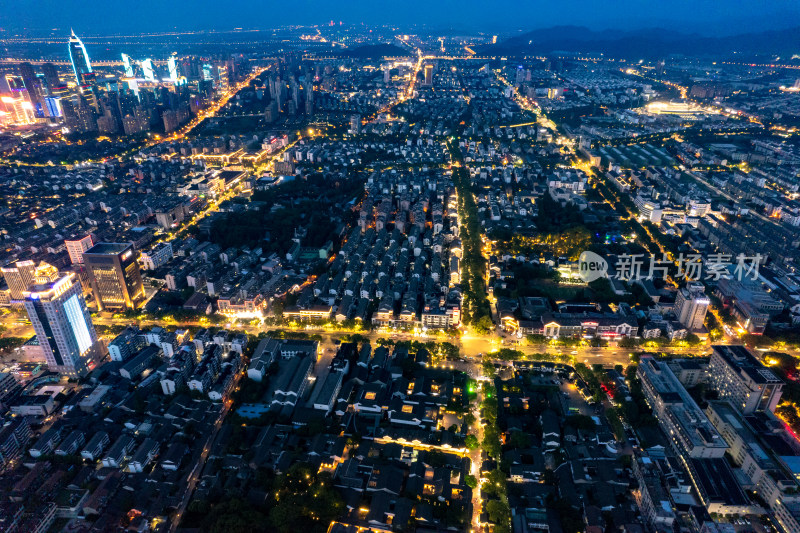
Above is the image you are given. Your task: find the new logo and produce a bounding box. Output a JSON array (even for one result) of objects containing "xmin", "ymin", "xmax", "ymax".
[{"xmin": 578, "ymin": 251, "xmax": 608, "ymax": 282}]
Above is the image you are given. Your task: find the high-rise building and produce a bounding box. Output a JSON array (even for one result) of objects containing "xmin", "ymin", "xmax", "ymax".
[
  {"xmin": 41, "ymin": 63, "xmax": 63, "ymax": 93},
  {"xmin": 122, "ymin": 112, "xmax": 148, "ymax": 135},
  {"xmin": 264, "ymin": 101, "xmax": 278, "ymax": 123},
  {"xmin": 674, "ymin": 283, "xmax": 709, "ymax": 331},
  {"xmin": 96, "ymin": 108, "xmax": 119, "ymax": 133},
  {"xmin": 22, "ymin": 267, "xmax": 102, "ymax": 377},
  {"xmin": 162, "ymin": 109, "xmax": 178, "ymax": 133},
  {"xmin": 65, "ymin": 235, "xmax": 94, "ymax": 265},
  {"xmin": 350, "ymin": 114, "xmax": 361, "ymax": 134},
  {"xmin": 61, "ymin": 96, "xmax": 98, "ymax": 133},
  {"xmin": 1, "ymin": 260, "xmax": 41, "ymax": 301},
  {"xmin": 17, "ymin": 62, "xmax": 42, "ymax": 113},
  {"xmin": 83, "ymin": 243, "xmax": 145, "ymax": 311},
  {"xmin": 68, "ymin": 30, "xmax": 93, "ymax": 86},
  {"xmin": 424, "ymin": 64, "xmax": 433, "ymax": 86},
  {"xmin": 121, "ymin": 54, "xmax": 135, "ymax": 77},
  {"xmin": 0, "ymin": 83, "xmax": 36, "ymax": 125},
  {"xmin": 43, "ymin": 96, "xmax": 63, "ymax": 118},
  {"xmin": 168, "ymin": 54, "xmax": 179, "ymax": 82},
  {"xmin": 141, "ymin": 59, "xmax": 156, "ymax": 82},
  {"xmin": 709, "ymin": 345, "xmax": 783, "ymax": 414}
]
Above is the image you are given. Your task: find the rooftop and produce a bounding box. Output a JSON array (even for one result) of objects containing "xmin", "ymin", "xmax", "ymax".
[
  {"xmin": 711, "ymin": 345, "xmax": 781, "ymax": 385},
  {"xmin": 84, "ymin": 242, "xmax": 133, "ymax": 256}
]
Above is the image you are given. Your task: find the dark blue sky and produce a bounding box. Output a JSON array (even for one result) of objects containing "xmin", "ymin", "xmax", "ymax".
[{"xmin": 2, "ymin": 0, "xmax": 800, "ymax": 36}]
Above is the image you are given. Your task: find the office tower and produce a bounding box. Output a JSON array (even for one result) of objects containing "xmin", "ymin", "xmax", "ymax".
[
  {"xmin": 350, "ymin": 114, "xmax": 361, "ymax": 134},
  {"xmin": 709, "ymin": 345, "xmax": 783, "ymax": 414},
  {"xmin": 383, "ymin": 65, "xmax": 391, "ymax": 84},
  {"xmin": 424, "ymin": 64, "xmax": 433, "ymax": 86},
  {"xmin": 65, "ymin": 235, "xmax": 94, "ymax": 265},
  {"xmin": 68, "ymin": 30, "xmax": 93, "ymax": 86},
  {"xmin": 674, "ymin": 282, "xmax": 709, "ymax": 331},
  {"xmin": 83, "ymin": 243, "xmax": 145, "ymax": 311},
  {"xmin": 22, "ymin": 267, "xmax": 102, "ymax": 377}
]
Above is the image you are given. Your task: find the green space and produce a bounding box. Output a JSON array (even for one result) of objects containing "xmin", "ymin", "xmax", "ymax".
[
  {"xmin": 197, "ymin": 173, "xmax": 364, "ymax": 252},
  {"xmin": 446, "ymin": 140, "xmax": 492, "ymax": 326}
]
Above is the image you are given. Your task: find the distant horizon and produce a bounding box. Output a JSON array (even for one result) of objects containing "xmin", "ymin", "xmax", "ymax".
[
  {"xmin": 2, "ymin": 0, "xmax": 800, "ymax": 38},
  {"xmin": 4, "ymin": 20, "xmax": 800, "ymax": 41}
]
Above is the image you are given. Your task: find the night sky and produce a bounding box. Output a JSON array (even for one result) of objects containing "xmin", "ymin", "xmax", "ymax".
[{"xmin": 2, "ymin": 0, "xmax": 800, "ymax": 36}]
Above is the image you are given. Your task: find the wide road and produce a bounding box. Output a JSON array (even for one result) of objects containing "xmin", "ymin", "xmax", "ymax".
[{"xmin": 0, "ymin": 310, "xmax": 719, "ymax": 372}]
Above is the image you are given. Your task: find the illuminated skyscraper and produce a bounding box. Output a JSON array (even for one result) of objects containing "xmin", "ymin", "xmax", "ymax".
[
  {"xmin": 22, "ymin": 266, "xmax": 102, "ymax": 377},
  {"xmin": 0, "ymin": 74, "xmax": 35, "ymax": 125},
  {"xmin": 121, "ymin": 54, "xmax": 135, "ymax": 77},
  {"xmin": 1, "ymin": 260, "xmax": 39, "ymax": 301},
  {"xmin": 424, "ymin": 64, "xmax": 434, "ymax": 86},
  {"xmin": 0, "ymin": 93, "xmax": 35, "ymax": 125},
  {"xmin": 68, "ymin": 30, "xmax": 93, "ymax": 86},
  {"xmin": 141, "ymin": 59, "xmax": 156, "ymax": 82},
  {"xmin": 168, "ymin": 54, "xmax": 179, "ymax": 82},
  {"xmin": 83, "ymin": 243, "xmax": 145, "ymax": 311}
]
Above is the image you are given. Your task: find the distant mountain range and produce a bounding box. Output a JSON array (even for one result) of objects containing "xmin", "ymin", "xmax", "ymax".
[{"xmin": 475, "ymin": 25, "xmax": 800, "ymax": 59}]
